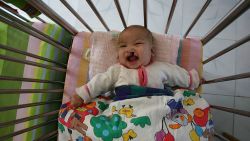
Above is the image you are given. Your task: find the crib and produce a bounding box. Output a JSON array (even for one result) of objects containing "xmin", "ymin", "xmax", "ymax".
[{"xmin": 0, "ymin": 0, "xmax": 249, "ymax": 141}]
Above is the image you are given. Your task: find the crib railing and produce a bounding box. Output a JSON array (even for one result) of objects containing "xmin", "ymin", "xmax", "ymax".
[
  {"xmin": 27, "ymin": 0, "xmax": 78, "ymax": 35},
  {"xmin": 0, "ymin": 0, "xmax": 250, "ymax": 140},
  {"xmin": 200, "ymin": 0, "xmax": 250, "ymax": 45},
  {"xmin": 0, "ymin": 8, "xmax": 70, "ymax": 53},
  {"xmin": 0, "ymin": 0, "xmax": 72, "ymax": 140}
]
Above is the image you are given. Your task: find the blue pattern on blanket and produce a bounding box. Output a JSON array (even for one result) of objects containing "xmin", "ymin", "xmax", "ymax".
[{"xmin": 114, "ymin": 85, "xmax": 173, "ymax": 101}]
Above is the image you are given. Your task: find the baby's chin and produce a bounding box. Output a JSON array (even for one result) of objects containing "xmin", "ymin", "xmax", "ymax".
[
  {"xmin": 126, "ymin": 65, "xmax": 140, "ymax": 69},
  {"xmin": 122, "ymin": 61, "xmax": 141, "ymax": 69}
]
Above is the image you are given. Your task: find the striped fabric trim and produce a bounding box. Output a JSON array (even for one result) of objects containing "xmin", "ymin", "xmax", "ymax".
[
  {"xmin": 0, "ymin": 23, "xmax": 8, "ymax": 75},
  {"xmin": 13, "ymin": 23, "xmax": 71, "ymax": 141},
  {"xmin": 176, "ymin": 39, "xmax": 183, "ymax": 66},
  {"xmin": 63, "ymin": 32, "xmax": 91, "ymax": 103},
  {"xmin": 14, "ymin": 22, "xmax": 46, "ymax": 141},
  {"xmin": 1, "ymin": 23, "xmax": 29, "ymax": 141}
]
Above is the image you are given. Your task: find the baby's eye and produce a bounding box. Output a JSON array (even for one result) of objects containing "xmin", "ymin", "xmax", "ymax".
[
  {"xmin": 119, "ymin": 45, "xmax": 126, "ymax": 48},
  {"xmin": 135, "ymin": 42, "xmax": 143, "ymax": 45}
]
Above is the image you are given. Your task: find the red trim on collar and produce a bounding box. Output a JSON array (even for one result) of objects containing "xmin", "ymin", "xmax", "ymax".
[
  {"xmin": 138, "ymin": 66, "xmax": 148, "ymax": 86},
  {"xmin": 188, "ymin": 71, "xmax": 193, "ymax": 89}
]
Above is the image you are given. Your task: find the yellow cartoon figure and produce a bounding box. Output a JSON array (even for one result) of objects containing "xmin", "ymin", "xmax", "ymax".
[
  {"xmin": 112, "ymin": 106, "xmax": 117, "ymax": 113},
  {"xmin": 112, "ymin": 105, "xmax": 136, "ymax": 118},
  {"xmin": 119, "ymin": 105, "xmax": 136, "ymax": 118},
  {"xmin": 123, "ymin": 129, "xmax": 137, "ymax": 141},
  {"xmin": 183, "ymin": 98, "xmax": 195, "ymax": 106}
]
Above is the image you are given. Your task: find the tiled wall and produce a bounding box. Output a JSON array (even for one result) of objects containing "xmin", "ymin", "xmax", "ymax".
[{"xmin": 34, "ymin": 0, "xmax": 250, "ymax": 140}]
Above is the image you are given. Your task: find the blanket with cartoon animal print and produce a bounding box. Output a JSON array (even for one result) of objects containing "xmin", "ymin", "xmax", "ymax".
[{"xmin": 58, "ymin": 88, "xmax": 214, "ymax": 141}]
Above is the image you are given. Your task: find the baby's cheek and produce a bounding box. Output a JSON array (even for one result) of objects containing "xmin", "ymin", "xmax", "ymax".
[
  {"xmin": 119, "ymin": 58, "xmax": 127, "ymax": 66},
  {"xmin": 119, "ymin": 57, "xmax": 125, "ymax": 63}
]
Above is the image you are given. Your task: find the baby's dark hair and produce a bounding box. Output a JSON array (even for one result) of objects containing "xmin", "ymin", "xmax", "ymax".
[{"xmin": 120, "ymin": 25, "xmax": 153, "ymax": 44}]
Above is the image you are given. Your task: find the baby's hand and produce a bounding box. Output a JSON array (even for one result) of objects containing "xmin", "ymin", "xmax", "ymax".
[{"xmin": 71, "ymin": 94, "xmax": 84, "ymax": 108}]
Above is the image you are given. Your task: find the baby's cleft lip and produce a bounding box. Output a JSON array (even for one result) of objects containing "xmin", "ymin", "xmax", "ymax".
[
  {"xmin": 126, "ymin": 52, "xmax": 139, "ymax": 62},
  {"xmin": 127, "ymin": 56, "xmax": 138, "ymax": 62}
]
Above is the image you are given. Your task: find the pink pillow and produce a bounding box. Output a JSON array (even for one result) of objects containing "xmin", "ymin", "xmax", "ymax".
[
  {"xmin": 152, "ymin": 33, "xmax": 180, "ymax": 64},
  {"xmin": 89, "ymin": 31, "xmax": 119, "ymax": 79}
]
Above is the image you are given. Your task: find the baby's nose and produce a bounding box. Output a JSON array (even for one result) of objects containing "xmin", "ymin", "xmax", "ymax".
[
  {"xmin": 127, "ymin": 47, "xmax": 136, "ymax": 52},
  {"xmin": 129, "ymin": 52, "xmax": 135, "ymax": 56},
  {"xmin": 125, "ymin": 51, "xmax": 134, "ymax": 56}
]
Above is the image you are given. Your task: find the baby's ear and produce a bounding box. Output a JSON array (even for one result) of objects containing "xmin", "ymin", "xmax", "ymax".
[
  {"xmin": 151, "ymin": 47, "xmax": 155, "ymax": 57},
  {"xmin": 116, "ymin": 54, "xmax": 119, "ymax": 60}
]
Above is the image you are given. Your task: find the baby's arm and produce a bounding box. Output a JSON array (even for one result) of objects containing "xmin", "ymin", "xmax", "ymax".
[
  {"xmin": 161, "ymin": 62, "xmax": 200, "ymax": 89},
  {"xmin": 71, "ymin": 64, "xmax": 120, "ymax": 106}
]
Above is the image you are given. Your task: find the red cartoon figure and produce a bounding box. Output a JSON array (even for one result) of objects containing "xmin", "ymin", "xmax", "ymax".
[
  {"xmin": 58, "ymin": 102, "xmax": 99, "ymax": 136},
  {"xmin": 193, "ymin": 107, "xmax": 210, "ymax": 127}
]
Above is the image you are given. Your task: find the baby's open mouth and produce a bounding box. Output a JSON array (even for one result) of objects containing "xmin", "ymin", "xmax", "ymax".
[{"xmin": 126, "ymin": 52, "xmax": 139, "ymax": 62}]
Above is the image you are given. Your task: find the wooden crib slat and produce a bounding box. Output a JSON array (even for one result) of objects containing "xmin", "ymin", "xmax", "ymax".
[
  {"xmin": 114, "ymin": 0, "xmax": 127, "ymax": 28},
  {"xmin": 0, "ymin": 110, "xmax": 59, "ymax": 128},
  {"xmin": 0, "ymin": 8, "xmax": 69, "ymax": 52},
  {"xmin": 0, "ymin": 44, "xmax": 67, "ymax": 68},
  {"xmin": 211, "ymin": 105, "xmax": 250, "ymax": 117},
  {"xmin": 26, "ymin": 0, "xmax": 78, "ymax": 35},
  {"xmin": 0, "ymin": 54, "xmax": 66, "ymax": 72},
  {"xmin": 0, "ymin": 1, "xmax": 31, "ymax": 23},
  {"xmin": 34, "ymin": 130, "xmax": 58, "ymax": 141},
  {"xmin": 0, "ymin": 15, "xmax": 70, "ymax": 53},
  {"xmin": 0, "ymin": 100, "xmax": 61, "ymax": 111},
  {"xmin": 143, "ymin": 0, "xmax": 147, "ymax": 28},
  {"xmin": 222, "ymin": 132, "xmax": 240, "ymax": 141},
  {"xmin": 0, "ymin": 76, "xmax": 64, "ymax": 85},
  {"xmin": 0, "ymin": 89, "xmax": 63, "ymax": 94},
  {"xmin": 60, "ymin": 0, "xmax": 93, "ymax": 32},
  {"xmin": 165, "ymin": 0, "xmax": 177, "ymax": 34},
  {"xmin": 203, "ymin": 72, "xmax": 250, "ymax": 84},
  {"xmin": 86, "ymin": 0, "xmax": 110, "ymax": 31},
  {"xmin": 183, "ymin": 0, "xmax": 212, "ymax": 38},
  {"xmin": 201, "ymin": 0, "xmax": 250, "ymax": 45},
  {"xmin": 214, "ymin": 132, "xmax": 231, "ymax": 141},
  {"xmin": 0, "ymin": 119, "xmax": 57, "ymax": 140},
  {"xmin": 203, "ymin": 34, "xmax": 250, "ymax": 64},
  {"xmin": 35, "ymin": 16, "xmax": 46, "ymax": 23}
]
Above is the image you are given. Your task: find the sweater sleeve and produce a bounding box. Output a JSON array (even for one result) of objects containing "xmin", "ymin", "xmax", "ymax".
[
  {"xmin": 160, "ymin": 62, "xmax": 200, "ymax": 89},
  {"xmin": 75, "ymin": 64, "xmax": 120, "ymax": 103}
]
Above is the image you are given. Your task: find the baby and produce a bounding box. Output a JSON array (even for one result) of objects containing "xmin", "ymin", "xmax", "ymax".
[{"xmin": 71, "ymin": 25, "xmax": 200, "ymax": 107}]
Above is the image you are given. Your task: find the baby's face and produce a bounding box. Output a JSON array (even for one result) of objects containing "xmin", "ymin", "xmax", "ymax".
[{"xmin": 118, "ymin": 27, "xmax": 153, "ymax": 69}]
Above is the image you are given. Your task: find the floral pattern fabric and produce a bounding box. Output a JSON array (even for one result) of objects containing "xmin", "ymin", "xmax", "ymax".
[{"xmin": 58, "ymin": 89, "xmax": 214, "ymax": 141}]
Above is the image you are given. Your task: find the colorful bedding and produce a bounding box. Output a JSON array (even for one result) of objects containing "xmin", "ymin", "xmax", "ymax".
[{"xmin": 58, "ymin": 88, "xmax": 214, "ymax": 141}]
